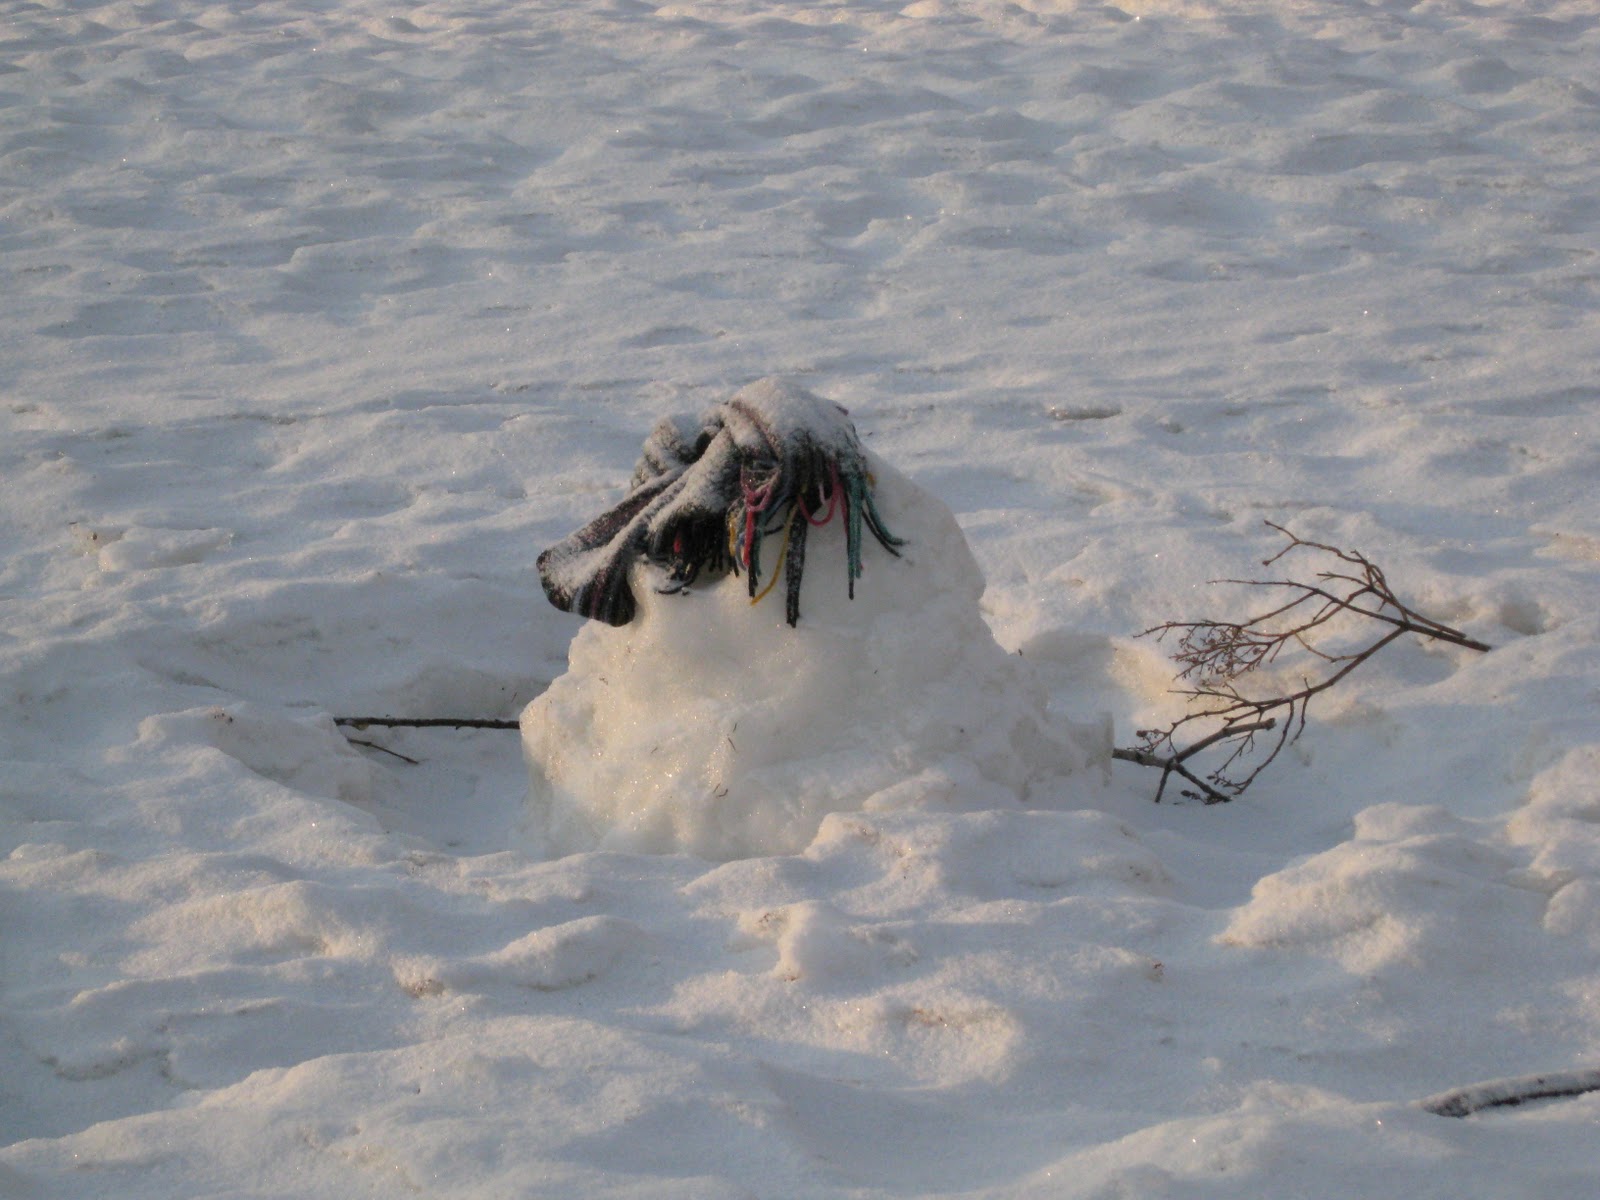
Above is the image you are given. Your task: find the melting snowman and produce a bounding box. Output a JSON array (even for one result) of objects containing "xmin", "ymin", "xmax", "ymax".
[{"xmin": 523, "ymin": 378, "xmax": 1105, "ymax": 859}]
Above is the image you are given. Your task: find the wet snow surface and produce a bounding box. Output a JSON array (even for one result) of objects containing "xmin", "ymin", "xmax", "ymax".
[{"xmin": 4, "ymin": 0, "xmax": 1600, "ymax": 1194}]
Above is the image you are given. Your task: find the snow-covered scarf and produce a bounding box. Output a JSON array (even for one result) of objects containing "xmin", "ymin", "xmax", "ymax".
[{"xmin": 538, "ymin": 379, "xmax": 902, "ymax": 627}]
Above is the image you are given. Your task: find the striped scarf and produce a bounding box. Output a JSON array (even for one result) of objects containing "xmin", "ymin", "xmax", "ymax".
[{"xmin": 538, "ymin": 379, "xmax": 902, "ymax": 627}]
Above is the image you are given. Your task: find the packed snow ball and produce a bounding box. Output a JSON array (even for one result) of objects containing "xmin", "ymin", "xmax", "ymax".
[{"xmin": 522, "ymin": 379, "xmax": 1108, "ymax": 859}]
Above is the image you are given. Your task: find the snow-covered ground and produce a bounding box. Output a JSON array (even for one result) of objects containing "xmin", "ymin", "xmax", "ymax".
[{"xmin": 4, "ymin": 0, "xmax": 1600, "ymax": 1194}]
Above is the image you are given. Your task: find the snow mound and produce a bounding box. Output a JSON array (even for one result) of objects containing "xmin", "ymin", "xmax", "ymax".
[
  {"xmin": 522, "ymin": 400, "xmax": 1107, "ymax": 860},
  {"xmin": 1218, "ymin": 803, "xmax": 1540, "ymax": 976}
]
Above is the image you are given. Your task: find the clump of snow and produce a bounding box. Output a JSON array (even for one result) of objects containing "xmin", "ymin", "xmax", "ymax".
[
  {"xmin": 523, "ymin": 428, "xmax": 1107, "ymax": 859},
  {"xmin": 1218, "ymin": 802, "xmax": 1539, "ymax": 976},
  {"xmin": 1507, "ymin": 744, "xmax": 1600, "ymax": 943}
]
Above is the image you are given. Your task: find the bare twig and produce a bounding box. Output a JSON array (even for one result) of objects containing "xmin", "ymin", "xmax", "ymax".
[
  {"xmin": 343, "ymin": 737, "xmax": 421, "ymax": 765},
  {"xmin": 1112, "ymin": 720, "xmax": 1277, "ymax": 804},
  {"xmin": 1419, "ymin": 1068, "xmax": 1600, "ymax": 1117},
  {"xmin": 1119, "ymin": 522, "xmax": 1491, "ymax": 803},
  {"xmin": 334, "ymin": 716, "xmax": 520, "ymax": 730},
  {"xmin": 332, "ymin": 716, "xmax": 520, "ymax": 765}
]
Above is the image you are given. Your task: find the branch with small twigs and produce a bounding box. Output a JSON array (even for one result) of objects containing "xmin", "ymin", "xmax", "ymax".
[{"xmin": 1113, "ymin": 522, "xmax": 1492, "ymax": 804}]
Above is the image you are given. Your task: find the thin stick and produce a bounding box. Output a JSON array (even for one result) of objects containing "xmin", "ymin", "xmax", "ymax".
[
  {"xmin": 1112, "ymin": 720, "xmax": 1277, "ymax": 804},
  {"xmin": 333, "ymin": 716, "xmax": 520, "ymax": 764},
  {"xmin": 334, "ymin": 716, "xmax": 521, "ymax": 730},
  {"xmin": 1111, "ymin": 746, "xmax": 1233, "ymax": 805},
  {"xmin": 343, "ymin": 737, "xmax": 421, "ymax": 766},
  {"xmin": 1419, "ymin": 1068, "xmax": 1600, "ymax": 1117}
]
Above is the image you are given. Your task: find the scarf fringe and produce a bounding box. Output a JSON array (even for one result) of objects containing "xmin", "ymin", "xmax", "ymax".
[{"xmin": 537, "ymin": 383, "xmax": 902, "ymax": 628}]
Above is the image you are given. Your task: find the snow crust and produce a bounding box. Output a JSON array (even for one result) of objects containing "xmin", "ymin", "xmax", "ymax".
[
  {"xmin": 4, "ymin": 0, "xmax": 1600, "ymax": 1196},
  {"xmin": 524, "ymin": 440, "xmax": 1106, "ymax": 858}
]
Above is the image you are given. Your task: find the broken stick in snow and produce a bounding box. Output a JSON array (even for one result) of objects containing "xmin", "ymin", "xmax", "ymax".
[
  {"xmin": 1419, "ymin": 1068, "xmax": 1600, "ymax": 1117},
  {"xmin": 333, "ymin": 716, "xmax": 520, "ymax": 762},
  {"xmin": 334, "ymin": 716, "xmax": 521, "ymax": 730}
]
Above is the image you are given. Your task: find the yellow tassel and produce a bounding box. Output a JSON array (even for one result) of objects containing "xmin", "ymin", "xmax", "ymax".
[{"xmin": 750, "ymin": 505, "xmax": 797, "ymax": 607}]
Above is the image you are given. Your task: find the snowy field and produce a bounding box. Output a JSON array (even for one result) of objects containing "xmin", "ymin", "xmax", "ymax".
[{"xmin": 4, "ymin": 0, "xmax": 1600, "ymax": 1194}]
